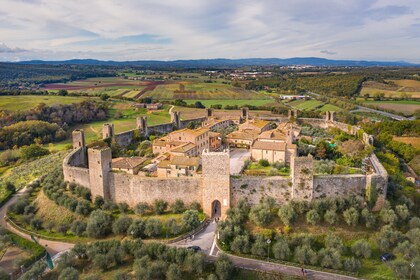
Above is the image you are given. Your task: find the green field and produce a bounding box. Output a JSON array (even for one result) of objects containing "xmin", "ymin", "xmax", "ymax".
[
  {"xmin": 289, "ymin": 99, "xmax": 325, "ymax": 111},
  {"xmin": 0, "ymin": 95, "xmax": 95, "ymax": 111},
  {"xmin": 149, "ymin": 83, "xmax": 268, "ymax": 100},
  {"xmin": 184, "ymin": 99, "xmax": 276, "ymax": 107},
  {"xmin": 318, "ymin": 104, "xmax": 343, "ymax": 112},
  {"xmin": 363, "ymin": 100, "xmax": 420, "ymax": 115}
]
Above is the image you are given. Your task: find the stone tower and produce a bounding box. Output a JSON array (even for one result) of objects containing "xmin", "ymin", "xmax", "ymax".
[
  {"xmin": 206, "ymin": 108, "xmax": 213, "ymax": 119},
  {"xmin": 290, "ymin": 155, "xmax": 314, "ymax": 201},
  {"xmin": 241, "ymin": 107, "xmax": 249, "ymax": 121},
  {"xmin": 72, "ymin": 129, "xmax": 85, "ymax": 150},
  {"xmin": 202, "ymin": 149, "xmax": 230, "ymax": 218},
  {"xmin": 286, "ymin": 124, "xmax": 293, "ymax": 145},
  {"xmin": 288, "ymin": 109, "xmax": 298, "ymax": 120},
  {"xmin": 171, "ymin": 111, "xmax": 181, "ymax": 128},
  {"xmin": 102, "ymin": 123, "xmax": 114, "ymax": 139},
  {"xmin": 88, "ymin": 147, "xmax": 112, "ymax": 200},
  {"xmin": 136, "ymin": 116, "xmax": 148, "ymax": 136},
  {"xmin": 72, "ymin": 129, "xmax": 87, "ymax": 166},
  {"xmin": 325, "ymin": 111, "xmax": 336, "ymax": 122}
]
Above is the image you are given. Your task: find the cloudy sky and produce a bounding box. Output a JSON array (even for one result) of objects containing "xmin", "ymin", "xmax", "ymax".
[{"xmin": 0, "ymin": 0, "xmax": 419, "ymax": 62}]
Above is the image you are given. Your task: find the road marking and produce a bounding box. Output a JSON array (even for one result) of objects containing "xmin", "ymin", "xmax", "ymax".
[{"xmin": 209, "ymin": 236, "xmax": 217, "ymax": 256}]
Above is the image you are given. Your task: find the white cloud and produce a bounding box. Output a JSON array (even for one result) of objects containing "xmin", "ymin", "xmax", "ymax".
[{"xmin": 0, "ymin": 0, "xmax": 419, "ymax": 62}]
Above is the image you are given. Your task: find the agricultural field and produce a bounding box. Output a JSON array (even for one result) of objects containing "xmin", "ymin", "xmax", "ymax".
[
  {"xmin": 0, "ymin": 95, "xmax": 95, "ymax": 111},
  {"xmin": 184, "ymin": 99, "xmax": 276, "ymax": 108},
  {"xmin": 361, "ymin": 79, "xmax": 420, "ymax": 98},
  {"xmin": 318, "ymin": 103, "xmax": 343, "ymax": 112},
  {"xmin": 363, "ymin": 100, "xmax": 420, "ymax": 115},
  {"xmin": 43, "ymin": 77, "xmax": 267, "ymax": 101},
  {"xmin": 393, "ymin": 136, "xmax": 420, "ymax": 149},
  {"xmin": 148, "ymin": 82, "xmax": 268, "ymax": 100}
]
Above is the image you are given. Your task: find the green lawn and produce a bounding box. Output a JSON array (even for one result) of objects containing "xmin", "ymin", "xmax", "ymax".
[
  {"xmin": 0, "ymin": 95, "xmax": 95, "ymax": 111},
  {"xmin": 289, "ymin": 99, "xmax": 325, "ymax": 111},
  {"xmin": 185, "ymin": 99, "xmax": 275, "ymax": 107},
  {"xmin": 318, "ymin": 104, "xmax": 343, "ymax": 112}
]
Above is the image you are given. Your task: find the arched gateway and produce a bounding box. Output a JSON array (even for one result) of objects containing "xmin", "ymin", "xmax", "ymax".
[{"xmin": 211, "ymin": 200, "xmax": 221, "ymax": 218}]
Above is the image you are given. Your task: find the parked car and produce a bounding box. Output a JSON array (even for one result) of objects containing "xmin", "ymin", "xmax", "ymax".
[
  {"xmin": 187, "ymin": 246, "xmax": 201, "ymax": 252},
  {"xmin": 380, "ymin": 253, "xmax": 395, "ymax": 262}
]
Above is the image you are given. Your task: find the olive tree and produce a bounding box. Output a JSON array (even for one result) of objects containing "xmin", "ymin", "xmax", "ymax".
[
  {"xmin": 306, "ymin": 210, "xmax": 320, "ymax": 226},
  {"xmin": 277, "ymin": 205, "xmax": 296, "ymax": 225}
]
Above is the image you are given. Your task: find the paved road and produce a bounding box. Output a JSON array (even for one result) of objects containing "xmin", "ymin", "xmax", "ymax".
[
  {"xmin": 351, "ymin": 106, "xmax": 413, "ymax": 121},
  {"xmin": 174, "ymin": 221, "xmax": 361, "ymax": 280},
  {"xmin": 0, "ymin": 187, "xmax": 74, "ymax": 256},
  {"xmin": 230, "ymin": 149, "xmax": 250, "ymax": 175}
]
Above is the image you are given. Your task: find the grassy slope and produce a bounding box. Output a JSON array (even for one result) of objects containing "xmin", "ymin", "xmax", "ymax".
[{"xmin": 289, "ymin": 99, "xmax": 324, "ymax": 111}]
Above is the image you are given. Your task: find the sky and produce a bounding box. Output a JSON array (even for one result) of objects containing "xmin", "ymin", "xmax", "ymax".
[{"xmin": 0, "ymin": 0, "xmax": 419, "ymax": 62}]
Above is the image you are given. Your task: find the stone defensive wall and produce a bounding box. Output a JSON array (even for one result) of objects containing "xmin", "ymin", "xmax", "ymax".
[
  {"xmin": 109, "ymin": 173, "xmax": 202, "ymax": 207},
  {"xmin": 62, "ymin": 147, "xmax": 90, "ymax": 188},
  {"xmin": 231, "ymin": 176, "xmax": 292, "ymax": 205}
]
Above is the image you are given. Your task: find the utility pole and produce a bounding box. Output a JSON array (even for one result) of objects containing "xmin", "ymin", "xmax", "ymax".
[{"xmin": 266, "ymin": 239, "xmax": 271, "ymax": 262}]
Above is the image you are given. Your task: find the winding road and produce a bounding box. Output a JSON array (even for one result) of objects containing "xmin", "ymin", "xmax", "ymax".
[{"xmin": 0, "ymin": 186, "xmax": 74, "ymax": 256}]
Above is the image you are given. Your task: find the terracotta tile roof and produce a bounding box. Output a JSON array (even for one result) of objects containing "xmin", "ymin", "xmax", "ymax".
[
  {"xmin": 252, "ymin": 141, "xmax": 286, "ymax": 151},
  {"xmin": 258, "ymin": 129, "xmax": 286, "ymax": 141},
  {"xmin": 158, "ymin": 156, "xmax": 200, "ymax": 168},
  {"xmin": 169, "ymin": 127, "xmax": 209, "ymax": 137},
  {"xmin": 227, "ymin": 130, "xmax": 260, "ymax": 141},
  {"xmin": 171, "ymin": 156, "xmax": 200, "ymax": 167},
  {"xmin": 171, "ymin": 142, "xmax": 196, "ymax": 153},
  {"xmin": 112, "ymin": 157, "xmax": 147, "ymax": 169},
  {"xmin": 208, "ymin": 131, "xmax": 221, "ymax": 138},
  {"xmin": 240, "ymin": 119, "xmax": 270, "ymax": 130}
]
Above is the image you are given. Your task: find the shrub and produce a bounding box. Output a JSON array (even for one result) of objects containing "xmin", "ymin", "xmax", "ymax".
[
  {"xmin": 30, "ymin": 217, "xmax": 43, "ymax": 230},
  {"xmin": 395, "ymin": 204, "xmax": 410, "ymax": 221},
  {"xmin": 277, "ymin": 205, "xmax": 296, "ymax": 225},
  {"xmin": 318, "ymin": 248, "xmax": 342, "ymax": 269},
  {"xmin": 325, "ymin": 235, "xmax": 345, "ymax": 253},
  {"xmin": 171, "ymin": 199, "xmax": 185, "ymax": 214},
  {"xmin": 324, "ymin": 209, "xmax": 337, "ymax": 225},
  {"xmin": 86, "ymin": 210, "xmax": 112, "ymax": 238},
  {"xmin": 128, "ymin": 219, "xmax": 146, "ymax": 238},
  {"xmin": 272, "ymin": 238, "xmax": 290, "ymax": 260},
  {"xmin": 251, "ymin": 235, "xmax": 268, "ymax": 257},
  {"xmin": 166, "ymin": 263, "xmax": 182, "ymax": 280},
  {"xmin": 306, "ymin": 210, "xmax": 320, "ymax": 225},
  {"xmin": 294, "ymin": 245, "xmax": 317, "ymax": 265},
  {"xmin": 258, "ymin": 159, "xmax": 270, "ymax": 167},
  {"xmin": 380, "ymin": 209, "xmax": 398, "ymax": 226},
  {"xmin": 351, "ymin": 239, "xmax": 371, "ymax": 258},
  {"xmin": 24, "ymin": 205, "xmax": 36, "ymax": 215},
  {"xmin": 230, "ymin": 235, "xmax": 251, "ymax": 254},
  {"xmin": 344, "ymin": 257, "xmax": 361, "ymax": 272},
  {"xmin": 250, "ymin": 204, "xmax": 272, "ymax": 227},
  {"xmin": 189, "ymin": 202, "xmax": 202, "ymax": 212},
  {"xmin": 144, "ymin": 219, "xmax": 162, "ymax": 237},
  {"xmin": 165, "ymin": 218, "xmax": 181, "ymax": 236},
  {"xmin": 58, "ymin": 267, "xmax": 79, "ymax": 280},
  {"xmin": 394, "ymin": 240, "xmax": 418, "ymax": 260},
  {"xmin": 154, "ymin": 199, "xmax": 168, "ymax": 215},
  {"xmin": 409, "ymin": 217, "xmax": 420, "ymax": 229},
  {"xmin": 75, "ymin": 200, "xmax": 91, "ymax": 216},
  {"xmin": 71, "ymin": 221, "xmax": 87, "ymax": 236},
  {"xmin": 343, "ymin": 207, "xmax": 359, "ymax": 226},
  {"xmin": 118, "ymin": 202, "xmax": 130, "ymax": 214},
  {"xmin": 94, "ymin": 196, "xmax": 105, "ymax": 208},
  {"xmin": 134, "ymin": 202, "xmax": 149, "ymax": 216},
  {"xmin": 215, "ymin": 254, "xmax": 234, "ymax": 280},
  {"xmin": 181, "ymin": 210, "xmax": 199, "ymax": 231},
  {"xmin": 361, "ymin": 208, "xmax": 376, "ymax": 228},
  {"xmin": 57, "ymin": 224, "xmax": 70, "ymax": 236},
  {"xmin": 112, "ymin": 216, "xmax": 133, "ymax": 236}
]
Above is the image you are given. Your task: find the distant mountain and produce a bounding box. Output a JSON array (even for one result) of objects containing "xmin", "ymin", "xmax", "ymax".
[{"xmin": 17, "ymin": 57, "xmax": 418, "ymax": 68}]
